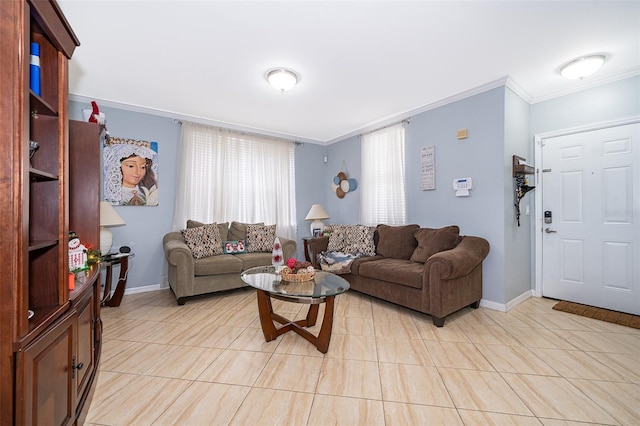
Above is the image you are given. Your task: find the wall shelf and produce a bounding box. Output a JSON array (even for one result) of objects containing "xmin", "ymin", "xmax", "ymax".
[{"xmin": 513, "ymin": 155, "xmax": 535, "ymax": 226}]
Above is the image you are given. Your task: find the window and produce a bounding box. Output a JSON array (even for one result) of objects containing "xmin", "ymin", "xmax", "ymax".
[
  {"xmin": 172, "ymin": 122, "xmax": 297, "ymax": 238},
  {"xmin": 361, "ymin": 123, "xmax": 406, "ymax": 225}
]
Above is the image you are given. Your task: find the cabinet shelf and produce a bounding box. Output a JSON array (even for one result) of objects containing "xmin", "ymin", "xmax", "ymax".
[
  {"xmin": 28, "ymin": 240, "xmax": 59, "ymax": 251},
  {"xmin": 3, "ymin": 2, "xmax": 97, "ymax": 424},
  {"xmin": 29, "ymin": 91, "xmax": 58, "ymax": 117},
  {"xmin": 29, "ymin": 168, "xmax": 59, "ymax": 181}
]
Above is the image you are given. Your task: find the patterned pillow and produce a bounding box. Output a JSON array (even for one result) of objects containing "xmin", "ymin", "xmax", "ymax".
[
  {"xmin": 327, "ymin": 224, "xmax": 347, "ymax": 251},
  {"xmin": 343, "ymin": 225, "xmax": 376, "ymax": 256},
  {"xmin": 246, "ymin": 224, "xmax": 276, "ymax": 253},
  {"xmin": 186, "ymin": 220, "xmax": 229, "ymax": 241},
  {"xmin": 181, "ymin": 223, "xmax": 223, "ymax": 259}
]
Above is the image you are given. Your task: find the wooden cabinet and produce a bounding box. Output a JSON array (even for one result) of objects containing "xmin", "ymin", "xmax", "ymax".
[
  {"xmin": 0, "ymin": 1, "xmax": 102, "ymax": 424},
  {"xmin": 17, "ymin": 311, "xmax": 76, "ymax": 426}
]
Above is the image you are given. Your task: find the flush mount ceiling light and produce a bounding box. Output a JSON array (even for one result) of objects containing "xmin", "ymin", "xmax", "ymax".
[
  {"xmin": 266, "ymin": 68, "xmax": 299, "ymax": 92},
  {"xmin": 559, "ymin": 54, "xmax": 606, "ymax": 80}
]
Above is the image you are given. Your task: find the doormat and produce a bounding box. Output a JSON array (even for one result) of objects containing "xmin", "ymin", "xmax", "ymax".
[{"xmin": 552, "ymin": 301, "xmax": 640, "ymax": 330}]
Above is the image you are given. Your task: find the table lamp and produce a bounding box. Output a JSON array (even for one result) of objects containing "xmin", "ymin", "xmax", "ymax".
[
  {"xmin": 305, "ymin": 204, "xmax": 329, "ymax": 235},
  {"xmin": 100, "ymin": 201, "xmax": 125, "ymax": 255}
]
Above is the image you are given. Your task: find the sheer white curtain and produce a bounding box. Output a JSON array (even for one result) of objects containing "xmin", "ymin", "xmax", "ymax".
[
  {"xmin": 360, "ymin": 123, "xmax": 406, "ymax": 225},
  {"xmin": 172, "ymin": 122, "xmax": 297, "ymax": 238}
]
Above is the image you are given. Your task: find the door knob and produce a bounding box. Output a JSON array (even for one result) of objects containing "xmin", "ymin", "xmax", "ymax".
[{"xmin": 545, "ymin": 228, "xmax": 557, "ymax": 234}]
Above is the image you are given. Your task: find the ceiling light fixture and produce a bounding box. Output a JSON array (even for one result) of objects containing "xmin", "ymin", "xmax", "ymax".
[
  {"xmin": 266, "ymin": 68, "xmax": 299, "ymax": 92},
  {"xmin": 559, "ymin": 54, "xmax": 606, "ymax": 80}
]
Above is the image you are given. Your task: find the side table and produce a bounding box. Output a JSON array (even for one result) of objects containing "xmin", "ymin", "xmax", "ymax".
[{"xmin": 100, "ymin": 253, "xmax": 134, "ymax": 307}]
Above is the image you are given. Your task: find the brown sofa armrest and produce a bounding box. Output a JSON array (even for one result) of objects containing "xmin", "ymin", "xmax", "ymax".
[
  {"xmin": 307, "ymin": 236, "xmax": 329, "ymax": 269},
  {"xmin": 425, "ymin": 236, "xmax": 490, "ymax": 280}
]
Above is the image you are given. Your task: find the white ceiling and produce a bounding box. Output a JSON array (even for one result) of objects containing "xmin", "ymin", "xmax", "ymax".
[{"xmin": 58, "ymin": 1, "xmax": 640, "ymax": 144}]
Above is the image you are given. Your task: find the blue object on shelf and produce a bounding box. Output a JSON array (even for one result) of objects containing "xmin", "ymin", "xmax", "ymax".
[{"xmin": 30, "ymin": 42, "xmax": 41, "ymax": 96}]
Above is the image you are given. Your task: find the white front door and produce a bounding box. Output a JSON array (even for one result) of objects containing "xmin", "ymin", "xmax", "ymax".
[{"xmin": 541, "ymin": 123, "xmax": 640, "ymax": 315}]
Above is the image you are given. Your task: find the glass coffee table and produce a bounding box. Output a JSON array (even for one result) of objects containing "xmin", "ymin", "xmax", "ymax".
[{"xmin": 241, "ymin": 266, "xmax": 349, "ymax": 353}]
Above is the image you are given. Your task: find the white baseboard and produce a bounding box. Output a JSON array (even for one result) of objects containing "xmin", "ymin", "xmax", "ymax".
[
  {"xmin": 103, "ymin": 282, "xmax": 168, "ymax": 298},
  {"xmin": 506, "ymin": 289, "xmax": 534, "ymax": 311},
  {"xmin": 479, "ymin": 289, "xmax": 533, "ymax": 312}
]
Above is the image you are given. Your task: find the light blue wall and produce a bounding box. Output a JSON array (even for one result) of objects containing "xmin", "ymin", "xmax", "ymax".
[
  {"xmin": 324, "ymin": 88, "xmax": 509, "ymax": 304},
  {"xmin": 325, "ymin": 136, "xmax": 361, "ymax": 224},
  {"xmin": 70, "ymin": 75, "xmax": 639, "ymax": 307},
  {"xmin": 69, "ymin": 101, "xmax": 181, "ymax": 291},
  {"xmin": 504, "ymin": 88, "xmax": 533, "ymax": 303},
  {"xmin": 531, "ymin": 76, "xmax": 640, "ymax": 135},
  {"xmin": 70, "ymin": 100, "xmax": 330, "ymax": 287},
  {"xmin": 294, "ymin": 142, "xmax": 328, "ymax": 258},
  {"xmin": 405, "ymin": 88, "xmax": 507, "ymax": 303}
]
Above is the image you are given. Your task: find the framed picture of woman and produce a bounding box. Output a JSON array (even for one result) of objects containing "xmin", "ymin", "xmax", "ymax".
[{"xmin": 103, "ymin": 137, "xmax": 159, "ymax": 206}]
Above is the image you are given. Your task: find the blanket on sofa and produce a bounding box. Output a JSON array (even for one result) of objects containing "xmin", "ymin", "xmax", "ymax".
[{"xmin": 317, "ymin": 251, "xmax": 361, "ymax": 274}]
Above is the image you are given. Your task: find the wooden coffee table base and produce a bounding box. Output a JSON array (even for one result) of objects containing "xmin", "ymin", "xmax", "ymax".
[{"xmin": 255, "ymin": 289, "xmax": 335, "ymax": 353}]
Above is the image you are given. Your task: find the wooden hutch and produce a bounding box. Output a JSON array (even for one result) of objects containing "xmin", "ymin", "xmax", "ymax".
[{"xmin": 0, "ymin": 0, "xmax": 102, "ymax": 424}]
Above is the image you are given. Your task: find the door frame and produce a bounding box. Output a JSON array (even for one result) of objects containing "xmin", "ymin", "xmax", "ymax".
[{"xmin": 533, "ymin": 116, "xmax": 640, "ymax": 298}]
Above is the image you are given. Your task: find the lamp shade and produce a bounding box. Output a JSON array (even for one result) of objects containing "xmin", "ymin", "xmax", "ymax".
[
  {"xmin": 100, "ymin": 201, "xmax": 125, "ymax": 255},
  {"xmin": 100, "ymin": 201, "xmax": 125, "ymax": 227},
  {"xmin": 305, "ymin": 204, "xmax": 329, "ymax": 235}
]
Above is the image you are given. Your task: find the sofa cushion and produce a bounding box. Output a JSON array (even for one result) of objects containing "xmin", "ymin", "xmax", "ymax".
[
  {"xmin": 246, "ymin": 224, "xmax": 276, "ymax": 253},
  {"xmin": 357, "ymin": 258, "xmax": 424, "ymax": 289},
  {"xmin": 194, "ymin": 254, "xmax": 243, "ymax": 275},
  {"xmin": 410, "ymin": 226, "xmax": 460, "ymax": 263},
  {"xmin": 228, "ymin": 221, "xmax": 263, "ymax": 241},
  {"xmin": 375, "ymin": 224, "xmax": 420, "ymax": 259},
  {"xmin": 222, "ymin": 240, "xmax": 246, "ymax": 254},
  {"xmin": 234, "ymin": 252, "xmax": 274, "ymax": 270},
  {"xmin": 186, "ymin": 220, "xmax": 229, "ymax": 242},
  {"xmin": 346, "ymin": 255, "xmax": 380, "ymax": 275},
  {"xmin": 181, "ymin": 223, "xmax": 224, "ymax": 259},
  {"xmin": 343, "ymin": 225, "xmax": 376, "ymax": 256}
]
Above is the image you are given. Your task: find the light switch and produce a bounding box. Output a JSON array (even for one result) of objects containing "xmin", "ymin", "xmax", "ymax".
[{"xmin": 457, "ymin": 128, "xmax": 468, "ymax": 140}]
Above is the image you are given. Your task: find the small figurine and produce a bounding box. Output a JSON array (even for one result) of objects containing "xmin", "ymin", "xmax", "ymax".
[{"xmin": 68, "ymin": 231, "xmax": 88, "ymax": 272}]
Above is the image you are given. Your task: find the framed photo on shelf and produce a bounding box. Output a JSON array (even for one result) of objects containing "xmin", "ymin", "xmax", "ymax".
[{"xmin": 312, "ymin": 228, "xmax": 322, "ymax": 237}]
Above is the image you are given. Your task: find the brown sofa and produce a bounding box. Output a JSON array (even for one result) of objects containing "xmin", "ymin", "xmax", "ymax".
[
  {"xmin": 307, "ymin": 224, "xmax": 490, "ymax": 326},
  {"xmin": 163, "ymin": 221, "xmax": 296, "ymax": 305}
]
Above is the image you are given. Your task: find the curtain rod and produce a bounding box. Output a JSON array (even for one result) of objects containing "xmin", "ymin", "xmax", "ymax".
[{"xmin": 358, "ymin": 118, "xmax": 411, "ymax": 138}]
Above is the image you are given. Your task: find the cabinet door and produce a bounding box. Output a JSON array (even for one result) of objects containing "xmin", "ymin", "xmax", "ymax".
[
  {"xmin": 75, "ymin": 290, "xmax": 95, "ymax": 401},
  {"xmin": 17, "ymin": 310, "xmax": 77, "ymax": 426}
]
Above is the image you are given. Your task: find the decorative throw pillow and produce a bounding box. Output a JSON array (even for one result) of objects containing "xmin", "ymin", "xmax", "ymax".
[
  {"xmin": 343, "ymin": 225, "xmax": 376, "ymax": 256},
  {"xmin": 410, "ymin": 226, "xmax": 460, "ymax": 263},
  {"xmin": 181, "ymin": 223, "xmax": 223, "ymax": 259},
  {"xmin": 186, "ymin": 220, "xmax": 229, "ymax": 241},
  {"xmin": 375, "ymin": 224, "xmax": 420, "ymax": 259},
  {"xmin": 246, "ymin": 224, "xmax": 276, "ymax": 253},
  {"xmin": 327, "ymin": 224, "xmax": 347, "ymax": 251},
  {"xmin": 222, "ymin": 240, "xmax": 246, "ymax": 254}
]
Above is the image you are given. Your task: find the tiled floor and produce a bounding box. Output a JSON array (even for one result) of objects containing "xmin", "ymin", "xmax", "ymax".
[{"xmin": 85, "ymin": 288, "xmax": 640, "ymax": 425}]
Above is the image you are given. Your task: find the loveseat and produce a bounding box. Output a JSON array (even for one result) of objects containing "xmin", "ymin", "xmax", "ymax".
[
  {"xmin": 307, "ymin": 224, "xmax": 489, "ymax": 326},
  {"xmin": 163, "ymin": 220, "xmax": 296, "ymax": 304}
]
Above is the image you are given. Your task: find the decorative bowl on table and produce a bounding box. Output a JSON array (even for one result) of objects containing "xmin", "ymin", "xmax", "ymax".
[
  {"xmin": 279, "ymin": 259, "xmax": 316, "ymax": 282},
  {"xmin": 279, "ymin": 270, "xmax": 316, "ymax": 282}
]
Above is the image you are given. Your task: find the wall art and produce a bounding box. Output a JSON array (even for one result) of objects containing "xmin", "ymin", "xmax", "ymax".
[{"xmin": 103, "ymin": 137, "xmax": 159, "ymax": 206}]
